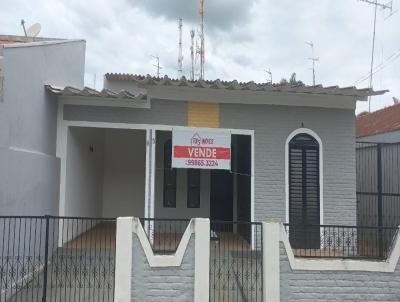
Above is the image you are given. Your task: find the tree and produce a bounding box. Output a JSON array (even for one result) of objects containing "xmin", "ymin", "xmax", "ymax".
[{"xmin": 280, "ymin": 73, "xmax": 304, "ymax": 86}]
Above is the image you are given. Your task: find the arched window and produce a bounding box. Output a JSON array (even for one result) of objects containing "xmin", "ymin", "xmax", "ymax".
[{"xmin": 288, "ymin": 132, "xmax": 321, "ymax": 248}]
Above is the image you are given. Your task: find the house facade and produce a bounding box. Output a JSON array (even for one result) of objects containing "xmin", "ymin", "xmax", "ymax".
[
  {"xmin": 3, "ymin": 36, "xmax": 400, "ymax": 302},
  {"xmin": 51, "ymin": 73, "xmax": 386, "ymax": 228}
]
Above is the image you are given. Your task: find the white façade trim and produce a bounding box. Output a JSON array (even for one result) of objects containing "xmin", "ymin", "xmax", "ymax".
[
  {"xmin": 285, "ymin": 128, "xmax": 324, "ymax": 225},
  {"xmin": 280, "ymin": 223, "xmax": 400, "ymax": 272}
]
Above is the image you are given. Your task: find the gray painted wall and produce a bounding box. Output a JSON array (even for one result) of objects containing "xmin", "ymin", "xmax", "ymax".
[
  {"xmin": 220, "ymin": 104, "xmax": 356, "ymax": 225},
  {"xmin": 0, "ymin": 40, "xmax": 85, "ymax": 215},
  {"xmin": 102, "ymin": 129, "xmax": 146, "ymax": 218},
  {"xmin": 131, "ymin": 234, "xmax": 195, "ymax": 302},
  {"xmin": 280, "ymin": 243, "xmax": 400, "ymax": 301},
  {"xmin": 63, "ymin": 101, "xmax": 356, "ymax": 225}
]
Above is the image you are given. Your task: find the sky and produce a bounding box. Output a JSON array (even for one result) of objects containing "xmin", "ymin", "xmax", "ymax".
[{"xmin": 1, "ymin": 0, "xmax": 399, "ymax": 113}]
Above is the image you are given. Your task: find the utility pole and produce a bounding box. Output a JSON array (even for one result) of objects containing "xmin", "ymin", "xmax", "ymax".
[
  {"xmin": 306, "ymin": 41, "xmax": 319, "ymax": 86},
  {"xmin": 151, "ymin": 55, "xmax": 162, "ymax": 78},
  {"xmin": 178, "ymin": 18, "xmax": 183, "ymax": 78},
  {"xmin": 359, "ymin": 0, "xmax": 393, "ymax": 112},
  {"xmin": 265, "ymin": 68, "xmax": 272, "ymax": 84}
]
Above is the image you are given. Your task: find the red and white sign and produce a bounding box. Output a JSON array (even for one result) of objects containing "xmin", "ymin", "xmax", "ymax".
[{"xmin": 172, "ymin": 129, "xmax": 231, "ymax": 170}]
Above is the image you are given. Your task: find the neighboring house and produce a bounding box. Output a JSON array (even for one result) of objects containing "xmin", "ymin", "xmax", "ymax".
[
  {"xmin": 357, "ymin": 102, "xmax": 400, "ymax": 143},
  {"xmin": 0, "ymin": 35, "xmax": 85, "ymax": 215}
]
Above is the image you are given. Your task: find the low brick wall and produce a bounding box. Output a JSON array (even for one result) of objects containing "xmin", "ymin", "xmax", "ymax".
[
  {"xmin": 280, "ymin": 243, "xmax": 400, "ymax": 302},
  {"xmin": 131, "ymin": 234, "xmax": 195, "ymax": 302}
]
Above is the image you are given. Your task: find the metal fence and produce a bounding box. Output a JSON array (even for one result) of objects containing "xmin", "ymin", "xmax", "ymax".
[
  {"xmin": 284, "ymin": 224, "xmax": 398, "ymax": 259},
  {"xmin": 356, "ymin": 142, "xmax": 400, "ymax": 228},
  {"xmin": 139, "ymin": 218, "xmax": 190, "ymax": 254},
  {"xmin": 209, "ymin": 221, "xmax": 263, "ymax": 302},
  {"xmin": 0, "ymin": 215, "xmax": 116, "ymax": 302}
]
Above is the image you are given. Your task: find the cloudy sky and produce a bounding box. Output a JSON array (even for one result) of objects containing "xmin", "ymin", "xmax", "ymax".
[{"xmin": 1, "ymin": 0, "xmax": 399, "ymax": 112}]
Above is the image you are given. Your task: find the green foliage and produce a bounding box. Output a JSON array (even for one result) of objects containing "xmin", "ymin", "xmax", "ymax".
[{"xmin": 280, "ymin": 73, "xmax": 304, "ymax": 86}]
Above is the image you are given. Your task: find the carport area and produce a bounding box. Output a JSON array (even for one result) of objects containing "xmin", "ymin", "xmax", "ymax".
[{"xmin": 62, "ymin": 126, "xmax": 146, "ymax": 219}]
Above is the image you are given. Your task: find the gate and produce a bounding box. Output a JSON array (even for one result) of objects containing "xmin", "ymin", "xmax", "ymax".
[
  {"xmin": 356, "ymin": 142, "xmax": 400, "ymax": 257},
  {"xmin": 356, "ymin": 142, "xmax": 400, "ymax": 227},
  {"xmin": 0, "ymin": 216, "xmax": 116, "ymax": 302},
  {"xmin": 209, "ymin": 221, "xmax": 263, "ymax": 302}
]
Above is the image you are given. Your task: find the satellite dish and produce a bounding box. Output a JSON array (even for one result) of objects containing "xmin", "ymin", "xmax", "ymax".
[{"xmin": 25, "ymin": 23, "xmax": 41, "ymax": 37}]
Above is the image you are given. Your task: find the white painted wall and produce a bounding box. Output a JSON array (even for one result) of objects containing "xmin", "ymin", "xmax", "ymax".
[
  {"xmin": 65, "ymin": 127, "xmax": 104, "ymax": 217},
  {"xmin": 155, "ymin": 131, "xmax": 211, "ymax": 219},
  {"xmin": 102, "ymin": 129, "xmax": 146, "ymax": 217}
]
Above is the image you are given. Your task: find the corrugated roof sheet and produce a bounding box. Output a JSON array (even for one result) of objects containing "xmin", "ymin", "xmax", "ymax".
[
  {"xmin": 105, "ymin": 73, "xmax": 388, "ymax": 98},
  {"xmin": 356, "ymin": 102, "xmax": 400, "ymax": 138},
  {"xmin": 45, "ymin": 85, "xmax": 147, "ymax": 101}
]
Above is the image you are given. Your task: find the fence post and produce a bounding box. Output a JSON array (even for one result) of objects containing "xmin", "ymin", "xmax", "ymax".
[
  {"xmin": 263, "ymin": 222, "xmax": 280, "ymax": 302},
  {"xmin": 42, "ymin": 215, "xmax": 50, "ymax": 302},
  {"xmin": 194, "ymin": 218, "xmax": 210, "ymax": 302},
  {"xmin": 377, "ymin": 143, "xmax": 383, "ymax": 258}
]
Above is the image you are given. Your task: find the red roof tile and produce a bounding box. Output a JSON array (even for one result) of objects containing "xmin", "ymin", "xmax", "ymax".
[{"xmin": 356, "ymin": 102, "xmax": 400, "ymax": 138}]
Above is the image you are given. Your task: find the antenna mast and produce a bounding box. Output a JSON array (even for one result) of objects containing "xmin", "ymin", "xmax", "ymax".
[
  {"xmin": 306, "ymin": 41, "xmax": 319, "ymax": 86},
  {"xmin": 359, "ymin": 0, "xmax": 394, "ymax": 112},
  {"xmin": 199, "ymin": 0, "xmax": 205, "ymax": 79},
  {"xmin": 151, "ymin": 55, "xmax": 162, "ymax": 78},
  {"xmin": 178, "ymin": 18, "xmax": 183, "ymax": 78},
  {"xmin": 265, "ymin": 68, "xmax": 272, "ymax": 84},
  {"xmin": 190, "ymin": 30, "xmax": 195, "ymax": 81}
]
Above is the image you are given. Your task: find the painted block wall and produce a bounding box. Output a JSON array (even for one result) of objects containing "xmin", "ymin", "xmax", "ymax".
[
  {"xmin": 131, "ymin": 234, "xmax": 195, "ymax": 302},
  {"xmin": 0, "ymin": 40, "xmax": 85, "ymax": 216},
  {"xmin": 63, "ymin": 99, "xmax": 356, "ymax": 225},
  {"xmin": 220, "ymin": 103, "xmax": 356, "ymax": 225},
  {"xmin": 280, "ymin": 243, "xmax": 400, "ymax": 301}
]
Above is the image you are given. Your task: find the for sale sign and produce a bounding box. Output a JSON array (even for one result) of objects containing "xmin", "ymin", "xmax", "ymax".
[{"xmin": 172, "ymin": 128, "xmax": 231, "ymax": 170}]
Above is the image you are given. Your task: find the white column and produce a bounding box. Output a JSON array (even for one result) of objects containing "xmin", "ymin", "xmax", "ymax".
[
  {"xmin": 114, "ymin": 217, "xmax": 133, "ymax": 302},
  {"xmin": 194, "ymin": 218, "xmax": 210, "ymax": 302},
  {"xmin": 263, "ymin": 222, "xmax": 280, "ymax": 302},
  {"xmin": 144, "ymin": 129, "xmax": 156, "ymax": 219}
]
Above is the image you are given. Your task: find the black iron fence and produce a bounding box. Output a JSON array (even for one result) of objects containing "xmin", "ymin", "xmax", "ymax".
[
  {"xmin": 284, "ymin": 224, "xmax": 398, "ymax": 259},
  {"xmin": 210, "ymin": 221, "xmax": 263, "ymax": 302},
  {"xmin": 356, "ymin": 142, "xmax": 400, "ymax": 228},
  {"xmin": 139, "ymin": 218, "xmax": 190, "ymax": 254},
  {"xmin": 0, "ymin": 215, "xmax": 116, "ymax": 302}
]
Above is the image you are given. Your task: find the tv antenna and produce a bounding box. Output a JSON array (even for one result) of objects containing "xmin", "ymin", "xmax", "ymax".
[
  {"xmin": 265, "ymin": 68, "xmax": 272, "ymax": 84},
  {"xmin": 21, "ymin": 20, "xmax": 41, "ymax": 37},
  {"xmin": 151, "ymin": 55, "xmax": 162, "ymax": 78},
  {"xmin": 358, "ymin": 0, "xmax": 394, "ymax": 112},
  {"xmin": 306, "ymin": 41, "xmax": 319, "ymax": 86},
  {"xmin": 178, "ymin": 18, "xmax": 183, "ymax": 78}
]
